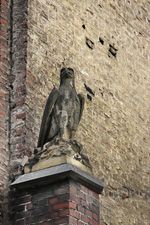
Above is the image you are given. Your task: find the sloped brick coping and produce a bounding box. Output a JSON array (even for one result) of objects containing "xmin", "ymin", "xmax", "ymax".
[{"xmin": 11, "ymin": 164, "xmax": 104, "ymax": 193}]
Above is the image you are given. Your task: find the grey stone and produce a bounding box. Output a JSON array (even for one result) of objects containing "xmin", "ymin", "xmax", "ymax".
[
  {"xmin": 11, "ymin": 164, "xmax": 104, "ymax": 194},
  {"xmin": 37, "ymin": 68, "xmax": 85, "ymax": 148}
]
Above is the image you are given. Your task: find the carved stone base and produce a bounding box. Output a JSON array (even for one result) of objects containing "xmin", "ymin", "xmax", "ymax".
[{"xmin": 24, "ymin": 140, "xmax": 92, "ymax": 174}]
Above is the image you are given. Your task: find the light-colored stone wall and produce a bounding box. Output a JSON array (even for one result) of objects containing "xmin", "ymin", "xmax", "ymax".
[{"xmin": 26, "ymin": 0, "xmax": 150, "ymax": 224}]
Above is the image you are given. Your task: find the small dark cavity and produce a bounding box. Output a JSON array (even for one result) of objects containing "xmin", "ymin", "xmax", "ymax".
[
  {"xmin": 109, "ymin": 92, "xmax": 114, "ymax": 97},
  {"xmin": 84, "ymin": 83, "xmax": 95, "ymax": 96},
  {"xmin": 99, "ymin": 37, "xmax": 104, "ymax": 45},
  {"xmin": 86, "ymin": 9, "xmax": 94, "ymax": 15},
  {"xmin": 108, "ymin": 44, "xmax": 118, "ymax": 58},
  {"xmin": 85, "ymin": 37, "xmax": 94, "ymax": 50},
  {"xmin": 87, "ymin": 94, "xmax": 92, "ymax": 101},
  {"xmin": 9, "ymin": 84, "xmax": 13, "ymax": 89},
  {"xmin": 98, "ymin": 4, "xmax": 102, "ymax": 8},
  {"xmin": 82, "ymin": 24, "xmax": 86, "ymax": 29}
]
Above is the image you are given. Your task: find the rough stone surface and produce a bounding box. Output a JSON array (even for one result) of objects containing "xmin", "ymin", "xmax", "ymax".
[
  {"xmin": 25, "ymin": 1, "xmax": 150, "ymax": 225},
  {"xmin": 11, "ymin": 179, "xmax": 100, "ymax": 225}
]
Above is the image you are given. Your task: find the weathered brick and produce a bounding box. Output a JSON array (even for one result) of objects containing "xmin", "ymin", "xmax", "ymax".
[
  {"xmin": 69, "ymin": 201, "xmax": 77, "ymax": 210},
  {"xmin": 16, "ymin": 219, "xmax": 25, "ymax": 225},
  {"xmin": 69, "ymin": 216, "xmax": 78, "ymax": 225},
  {"xmin": 48, "ymin": 197, "xmax": 58, "ymax": 205},
  {"xmin": 53, "ymin": 202, "xmax": 69, "ymax": 210},
  {"xmin": 80, "ymin": 214, "xmax": 89, "ymax": 224},
  {"xmin": 70, "ymin": 209, "xmax": 81, "ymax": 220}
]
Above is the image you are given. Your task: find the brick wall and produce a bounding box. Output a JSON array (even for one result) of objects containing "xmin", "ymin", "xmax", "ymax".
[
  {"xmin": 10, "ymin": 0, "xmax": 29, "ymax": 161},
  {"xmin": 11, "ymin": 180, "xmax": 100, "ymax": 225},
  {"xmin": 25, "ymin": 0, "xmax": 150, "ymax": 224},
  {"xmin": 0, "ymin": 0, "xmax": 10, "ymax": 224}
]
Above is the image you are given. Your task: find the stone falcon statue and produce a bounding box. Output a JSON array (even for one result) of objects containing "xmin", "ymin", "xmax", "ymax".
[{"xmin": 37, "ymin": 68, "xmax": 85, "ymax": 149}]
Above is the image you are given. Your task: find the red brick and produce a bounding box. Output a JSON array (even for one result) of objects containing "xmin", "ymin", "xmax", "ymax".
[
  {"xmin": 70, "ymin": 209, "xmax": 81, "ymax": 219},
  {"xmin": 81, "ymin": 214, "xmax": 89, "ymax": 224},
  {"xmin": 16, "ymin": 112, "xmax": 26, "ymax": 120},
  {"xmin": 53, "ymin": 202, "xmax": 69, "ymax": 210},
  {"xmin": 77, "ymin": 205, "xmax": 85, "ymax": 214},
  {"xmin": 53, "ymin": 217, "xmax": 68, "ymax": 225},
  {"xmin": 69, "ymin": 201, "xmax": 77, "ymax": 209},
  {"xmin": 0, "ymin": 111, "xmax": 6, "ymax": 117},
  {"xmin": 91, "ymin": 220, "xmax": 99, "ymax": 225},
  {"xmin": 78, "ymin": 221, "xmax": 85, "ymax": 225},
  {"xmin": 0, "ymin": 18, "xmax": 7, "ymax": 25},
  {"xmin": 92, "ymin": 213, "xmax": 99, "ymax": 222},
  {"xmin": 59, "ymin": 208, "xmax": 69, "ymax": 217}
]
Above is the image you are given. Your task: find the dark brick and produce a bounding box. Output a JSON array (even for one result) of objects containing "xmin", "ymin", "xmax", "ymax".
[
  {"xmin": 48, "ymin": 197, "xmax": 58, "ymax": 205},
  {"xmin": 59, "ymin": 209, "xmax": 69, "ymax": 217},
  {"xmin": 53, "ymin": 217, "xmax": 68, "ymax": 225},
  {"xmin": 16, "ymin": 219, "xmax": 25, "ymax": 225}
]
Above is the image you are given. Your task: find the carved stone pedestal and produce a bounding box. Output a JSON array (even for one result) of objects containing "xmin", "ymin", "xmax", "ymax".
[{"xmin": 11, "ymin": 164, "xmax": 104, "ymax": 225}]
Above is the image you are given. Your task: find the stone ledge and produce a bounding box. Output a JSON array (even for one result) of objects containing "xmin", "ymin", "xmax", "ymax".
[
  {"xmin": 24, "ymin": 155, "xmax": 92, "ymax": 174},
  {"xmin": 11, "ymin": 163, "xmax": 104, "ymax": 194}
]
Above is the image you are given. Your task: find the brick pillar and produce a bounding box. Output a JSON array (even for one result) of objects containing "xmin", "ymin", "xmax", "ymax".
[
  {"xmin": 11, "ymin": 164, "xmax": 104, "ymax": 225},
  {"xmin": 0, "ymin": 0, "xmax": 10, "ymax": 224}
]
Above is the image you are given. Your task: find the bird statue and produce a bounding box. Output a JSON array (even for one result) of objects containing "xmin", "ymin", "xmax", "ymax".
[{"xmin": 37, "ymin": 67, "xmax": 85, "ymax": 149}]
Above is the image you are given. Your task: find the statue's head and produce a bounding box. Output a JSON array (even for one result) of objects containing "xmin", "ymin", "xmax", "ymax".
[{"xmin": 60, "ymin": 67, "xmax": 75, "ymax": 80}]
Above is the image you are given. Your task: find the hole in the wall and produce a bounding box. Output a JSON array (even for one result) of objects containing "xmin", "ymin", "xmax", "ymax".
[
  {"xmin": 9, "ymin": 84, "xmax": 13, "ymax": 89},
  {"xmin": 87, "ymin": 94, "xmax": 92, "ymax": 101},
  {"xmin": 108, "ymin": 44, "xmax": 118, "ymax": 58},
  {"xmin": 99, "ymin": 37, "xmax": 104, "ymax": 45},
  {"xmin": 84, "ymin": 83, "xmax": 95, "ymax": 96},
  {"xmin": 82, "ymin": 24, "xmax": 86, "ymax": 29},
  {"xmin": 98, "ymin": 4, "xmax": 102, "ymax": 8},
  {"xmin": 85, "ymin": 37, "xmax": 94, "ymax": 50}
]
